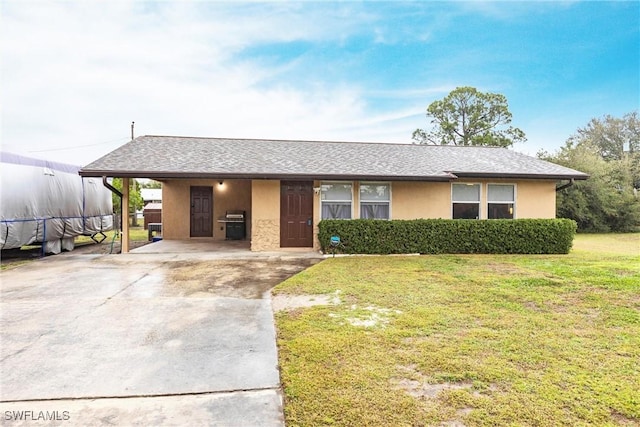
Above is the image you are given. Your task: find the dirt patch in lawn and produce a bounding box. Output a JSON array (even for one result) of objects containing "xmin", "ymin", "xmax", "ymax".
[
  {"xmin": 391, "ymin": 364, "xmax": 499, "ymax": 427},
  {"xmin": 482, "ymin": 262, "xmax": 529, "ymax": 276},
  {"xmin": 323, "ymin": 303, "xmax": 403, "ymax": 328},
  {"xmin": 272, "ymin": 291, "xmax": 342, "ymax": 312},
  {"xmin": 610, "ymin": 410, "xmax": 638, "ymax": 426},
  {"xmin": 394, "ymin": 378, "xmax": 476, "ymax": 399}
]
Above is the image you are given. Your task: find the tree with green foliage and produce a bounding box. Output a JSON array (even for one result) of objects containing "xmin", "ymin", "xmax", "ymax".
[
  {"xmin": 140, "ymin": 179, "xmax": 162, "ymax": 189},
  {"xmin": 412, "ymin": 86, "xmax": 526, "ymax": 147},
  {"xmin": 540, "ymin": 112, "xmax": 640, "ymax": 232},
  {"xmin": 111, "ymin": 178, "xmax": 144, "ymax": 226},
  {"xmin": 568, "ymin": 112, "xmax": 640, "ymax": 187}
]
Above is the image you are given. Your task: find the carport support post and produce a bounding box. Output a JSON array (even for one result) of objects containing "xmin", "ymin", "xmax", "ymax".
[{"xmin": 122, "ymin": 177, "xmax": 130, "ymax": 253}]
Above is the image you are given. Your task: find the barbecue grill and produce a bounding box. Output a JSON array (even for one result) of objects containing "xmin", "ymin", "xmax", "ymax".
[{"xmin": 217, "ymin": 210, "xmax": 246, "ymax": 240}]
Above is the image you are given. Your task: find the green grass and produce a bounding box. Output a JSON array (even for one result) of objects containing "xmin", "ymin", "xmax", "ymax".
[
  {"xmin": 572, "ymin": 233, "xmax": 640, "ymax": 256},
  {"xmin": 74, "ymin": 226, "xmax": 149, "ymax": 244},
  {"xmin": 273, "ymin": 233, "xmax": 640, "ymax": 426}
]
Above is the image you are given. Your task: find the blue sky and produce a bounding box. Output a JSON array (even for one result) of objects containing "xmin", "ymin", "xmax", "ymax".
[{"xmin": 1, "ymin": 1, "xmax": 638, "ymax": 165}]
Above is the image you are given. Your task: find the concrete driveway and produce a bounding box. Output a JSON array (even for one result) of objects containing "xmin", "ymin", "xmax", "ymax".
[{"xmin": 0, "ymin": 247, "xmax": 322, "ymax": 426}]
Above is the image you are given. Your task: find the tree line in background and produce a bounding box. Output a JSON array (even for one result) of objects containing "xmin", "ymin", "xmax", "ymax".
[
  {"xmin": 539, "ymin": 112, "xmax": 640, "ymax": 232},
  {"xmin": 415, "ymin": 87, "xmax": 639, "ymax": 232}
]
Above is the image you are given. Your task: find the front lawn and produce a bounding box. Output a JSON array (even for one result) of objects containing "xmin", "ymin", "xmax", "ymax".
[{"xmin": 273, "ymin": 234, "xmax": 640, "ymax": 426}]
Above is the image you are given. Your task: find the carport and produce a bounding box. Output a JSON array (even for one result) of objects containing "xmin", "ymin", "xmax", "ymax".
[{"xmin": 80, "ymin": 137, "xmax": 321, "ymax": 255}]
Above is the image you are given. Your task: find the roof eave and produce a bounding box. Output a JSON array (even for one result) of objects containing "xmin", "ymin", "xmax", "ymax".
[
  {"xmin": 78, "ymin": 170, "xmax": 455, "ymax": 182},
  {"xmin": 450, "ymin": 172, "xmax": 590, "ymax": 180},
  {"xmin": 79, "ymin": 169, "xmax": 589, "ymax": 181}
]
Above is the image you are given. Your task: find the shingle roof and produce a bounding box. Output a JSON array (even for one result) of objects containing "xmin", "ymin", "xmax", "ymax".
[{"xmin": 79, "ymin": 135, "xmax": 588, "ymax": 181}]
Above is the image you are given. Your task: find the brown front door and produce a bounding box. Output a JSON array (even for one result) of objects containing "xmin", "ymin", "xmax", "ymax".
[
  {"xmin": 190, "ymin": 186, "xmax": 213, "ymax": 237},
  {"xmin": 280, "ymin": 181, "xmax": 313, "ymax": 247}
]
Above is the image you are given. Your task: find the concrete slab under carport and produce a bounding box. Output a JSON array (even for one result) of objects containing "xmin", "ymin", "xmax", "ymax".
[
  {"xmin": 131, "ymin": 238, "xmax": 253, "ymax": 254},
  {"xmin": 129, "ymin": 238, "xmax": 322, "ymax": 259},
  {"xmin": 0, "ymin": 249, "xmax": 322, "ymax": 426}
]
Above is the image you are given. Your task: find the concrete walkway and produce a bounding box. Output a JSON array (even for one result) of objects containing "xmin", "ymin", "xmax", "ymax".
[{"xmin": 0, "ymin": 246, "xmax": 322, "ymax": 426}]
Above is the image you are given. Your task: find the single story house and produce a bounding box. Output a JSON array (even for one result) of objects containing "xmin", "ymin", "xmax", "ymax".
[{"xmin": 79, "ymin": 135, "xmax": 588, "ymax": 252}]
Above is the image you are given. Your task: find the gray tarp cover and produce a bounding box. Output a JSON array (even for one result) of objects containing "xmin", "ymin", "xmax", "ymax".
[{"xmin": 1, "ymin": 152, "xmax": 113, "ymax": 254}]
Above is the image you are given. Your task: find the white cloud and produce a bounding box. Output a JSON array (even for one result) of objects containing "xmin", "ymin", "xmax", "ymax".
[
  {"xmin": 3, "ymin": 1, "xmax": 633, "ymax": 167},
  {"xmin": 2, "ymin": 1, "xmax": 408, "ymax": 164}
]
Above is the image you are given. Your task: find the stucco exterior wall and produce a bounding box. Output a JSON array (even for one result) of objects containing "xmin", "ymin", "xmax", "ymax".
[
  {"xmin": 462, "ymin": 179, "xmax": 556, "ymax": 219},
  {"xmin": 391, "ymin": 181, "xmax": 451, "ymax": 219},
  {"xmin": 513, "ymin": 180, "xmax": 556, "ymax": 218},
  {"xmin": 161, "ymin": 180, "xmax": 191, "ymax": 239},
  {"xmin": 311, "ymin": 179, "xmax": 557, "ymax": 225},
  {"xmin": 251, "ymin": 180, "xmax": 280, "ymax": 251},
  {"xmin": 162, "ymin": 177, "xmax": 557, "ymax": 249},
  {"xmin": 394, "ymin": 179, "xmax": 556, "ymax": 220},
  {"xmin": 161, "ymin": 179, "xmax": 251, "ymax": 240}
]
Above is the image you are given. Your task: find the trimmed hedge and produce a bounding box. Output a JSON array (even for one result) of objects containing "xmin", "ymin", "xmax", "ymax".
[{"xmin": 318, "ymin": 219, "xmax": 577, "ymax": 255}]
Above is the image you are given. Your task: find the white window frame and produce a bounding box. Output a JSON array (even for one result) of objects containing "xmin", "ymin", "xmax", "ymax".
[
  {"xmin": 451, "ymin": 183, "xmax": 481, "ymax": 219},
  {"xmin": 359, "ymin": 182, "xmax": 391, "ymax": 220},
  {"xmin": 320, "ymin": 181, "xmax": 353, "ymax": 220},
  {"xmin": 487, "ymin": 183, "xmax": 517, "ymax": 219}
]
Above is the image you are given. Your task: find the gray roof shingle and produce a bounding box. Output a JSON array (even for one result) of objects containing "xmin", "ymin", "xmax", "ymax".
[{"xmin": 79, "ymin": 135, "xmax": 588, "ymax": 181}]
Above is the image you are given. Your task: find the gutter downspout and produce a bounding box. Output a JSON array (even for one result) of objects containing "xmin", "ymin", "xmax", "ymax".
[
  {"xmin": 102, "ymin": 176, "xmax": 123, "ymax": 253},
  {"xmin": 556, "ymin": 178, "xmax": 575, "ymax": 192}
]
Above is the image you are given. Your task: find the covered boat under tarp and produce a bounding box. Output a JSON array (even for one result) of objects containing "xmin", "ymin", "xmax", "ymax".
[{"xmin": 1, "ymin": 152, "xmax": 113, "ymax": 254}]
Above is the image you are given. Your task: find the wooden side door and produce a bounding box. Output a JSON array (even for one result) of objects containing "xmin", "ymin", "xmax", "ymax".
[
  {"xmin": 190, "ymin": 186, "xmax": 213, "ymax": 237},
  {"xmin": 280, "ymin": 181, "xmax": 313, "ymax": 247}
]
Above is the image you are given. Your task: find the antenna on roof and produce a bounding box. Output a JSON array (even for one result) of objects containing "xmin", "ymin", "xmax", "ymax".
[{"xmin": 131, "ymin": 121, "xmax": 135, "ymax": 140}]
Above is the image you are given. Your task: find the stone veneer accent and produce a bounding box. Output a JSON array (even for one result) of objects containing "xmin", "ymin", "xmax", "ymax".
[{"xmin": 251, "ymin": 219, "xmax": 280, "ymax": 251}]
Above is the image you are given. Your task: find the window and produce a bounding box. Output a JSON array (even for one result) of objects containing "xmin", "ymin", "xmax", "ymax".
[
  {"xmin": 487, "ymin": 184, "xmax": 515, "ymax": 219},
  {"xmin": 321, "ymin": 182, "xmax": 352, "ymax": 219},
  {"xmin": 360, "ymin": 183, "xmax": 390, "ymax": 219},
  {"xmin": 452, "ymin": 183, "xmax": 480, "ymax": 219}
]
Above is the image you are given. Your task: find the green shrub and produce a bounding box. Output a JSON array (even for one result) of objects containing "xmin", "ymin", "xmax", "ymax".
[{"xmin": 318, "ymin": 219, "xmax": 577, "ymax": 255}]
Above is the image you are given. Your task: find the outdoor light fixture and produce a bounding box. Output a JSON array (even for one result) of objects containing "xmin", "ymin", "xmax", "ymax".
[
  {"xmin": 313, "ymin": 186, "xmax": 321, "ymax": 195},
  {"xmin": 219, "ymin": 180, "xmax": 224, "ymax": 186}
]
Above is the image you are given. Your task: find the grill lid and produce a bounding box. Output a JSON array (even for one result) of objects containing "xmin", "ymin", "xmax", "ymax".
[{"xmin": 225, "ymin": 210, "xmax": 245, "ymax": 219}]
